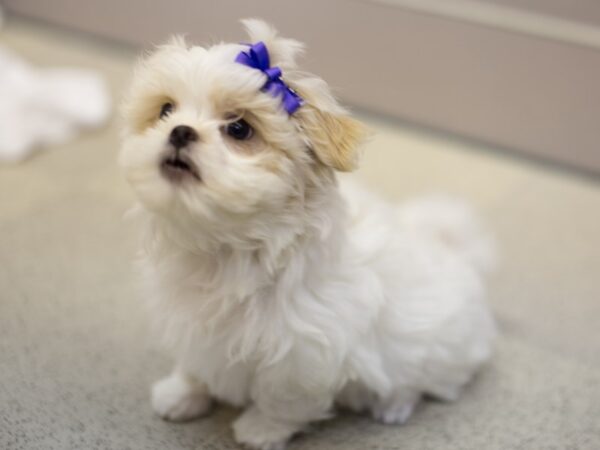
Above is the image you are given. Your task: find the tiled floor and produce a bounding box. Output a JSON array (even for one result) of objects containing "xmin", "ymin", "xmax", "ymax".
[{"xmin": 1, "ymin": 16, "xmax": 599, "ymax": 450}]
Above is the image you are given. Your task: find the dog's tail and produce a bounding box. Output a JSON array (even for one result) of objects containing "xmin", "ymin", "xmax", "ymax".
[{"xmin": 397, "ymin": 195, "xmax": 496, "ymax": 275}]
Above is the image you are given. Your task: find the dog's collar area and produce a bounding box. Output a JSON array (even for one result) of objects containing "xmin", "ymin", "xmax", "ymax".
[{"xmin": 235, "ymin": 41, "xmax": 303, "ymax": 115}]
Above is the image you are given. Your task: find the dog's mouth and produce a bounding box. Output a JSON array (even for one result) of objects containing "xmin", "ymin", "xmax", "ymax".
[{"xmin": 160, "ymin": 152, "xmax": 201, "ymax": 182}]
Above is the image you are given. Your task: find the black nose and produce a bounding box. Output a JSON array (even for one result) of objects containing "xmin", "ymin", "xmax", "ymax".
[{"xmin": 169, "ymin": 125, "xmax": 198, "ymax": 149}]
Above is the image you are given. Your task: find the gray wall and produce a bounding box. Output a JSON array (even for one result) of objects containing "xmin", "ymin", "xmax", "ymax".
[{"xmin": 4, "ymin": 0, "xmax": 600, "ymax": 173}]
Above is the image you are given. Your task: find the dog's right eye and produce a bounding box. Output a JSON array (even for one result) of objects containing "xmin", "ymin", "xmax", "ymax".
[
  {"xmin": 225, "ymin": 118, "xmax": 254, "ymax": 141},
  {"xmin": 159, "ymin": 102, "xmax": 174, "ymax": 119}
]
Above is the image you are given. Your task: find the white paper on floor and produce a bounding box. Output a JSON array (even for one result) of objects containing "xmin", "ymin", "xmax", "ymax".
[{"xmin": 0, "ymin": 45, "xmax": 111, "ymax": 163}]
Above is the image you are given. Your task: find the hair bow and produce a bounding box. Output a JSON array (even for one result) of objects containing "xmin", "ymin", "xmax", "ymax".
[{"xmin": 235, "ymin": 41, "xmax": 303, "ymax": 115}]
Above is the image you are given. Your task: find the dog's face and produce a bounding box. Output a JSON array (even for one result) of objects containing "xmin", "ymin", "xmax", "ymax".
[{"xmin": 120, "ymin": 20, "xmax": 367, "ymax": 239}]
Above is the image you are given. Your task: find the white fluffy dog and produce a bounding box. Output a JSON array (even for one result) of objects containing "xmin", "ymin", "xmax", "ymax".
[{"xmin": 119, "ymin": 19, "xmax": 496, "ymax": 450}]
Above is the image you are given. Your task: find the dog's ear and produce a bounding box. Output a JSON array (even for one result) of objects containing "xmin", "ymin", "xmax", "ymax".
[
  {"xmin": 293, "ymin": 77, "xmax": 370, "ymax": 172},
  {"xmin": 240, "ymin": 19, "xmax": 369, "ymax": 171},
  {"xmin": 241, "ymin": 18, "xmax": 304, "ymax": 70}
]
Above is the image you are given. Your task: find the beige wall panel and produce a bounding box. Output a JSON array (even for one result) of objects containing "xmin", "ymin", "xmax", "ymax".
[{"xmin": 5, "ymin": 0, "xmax": 600, "ymax": 173}]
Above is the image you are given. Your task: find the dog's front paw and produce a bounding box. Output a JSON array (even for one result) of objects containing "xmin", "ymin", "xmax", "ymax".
[
  {"xmin": 371, "ymin": 393, "xmax": 420, "ymax": 425},
  {"xmin": 151, "ymin": 372, "xmax": 212, "ymax": 422},
  {"xmin": 233, "ymin": 406, "xmax": 298, "ymax": 450},
  {"xmin": 372, "ymin": 401, "xmax": 416, "ymax": 425}
]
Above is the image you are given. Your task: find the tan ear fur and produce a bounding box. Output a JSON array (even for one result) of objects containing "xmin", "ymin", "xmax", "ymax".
[
  {"xmin": 297, "ymin": 104, "xmax": 369, "ymax": 172},
  {"xmin": 239, "ymin": 19, "xmax": 369, "ymax": 171}
]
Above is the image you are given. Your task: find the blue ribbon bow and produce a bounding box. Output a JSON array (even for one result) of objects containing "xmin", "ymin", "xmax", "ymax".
[{"xmin": 235, "ymin": 41, "xmax": 303, "ymax": 115}]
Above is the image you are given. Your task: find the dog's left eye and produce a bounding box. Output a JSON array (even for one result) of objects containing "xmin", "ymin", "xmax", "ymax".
[
  {"xmin": 225, "ymin": 119, "xmax": 254, "ymax": 140},
  {"xmin": 159, "ymin": 102, "xmax": 174, "ymax": 119}
]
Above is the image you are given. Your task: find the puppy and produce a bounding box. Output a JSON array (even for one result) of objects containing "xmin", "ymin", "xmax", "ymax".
[{"xmin": 120, "ymin": 19, "xmax": 496, "ymax": 450}]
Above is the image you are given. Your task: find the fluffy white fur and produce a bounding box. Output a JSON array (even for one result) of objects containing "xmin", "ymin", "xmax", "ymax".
[{"xmin": 119, "ymin": 19, "xmax": 496, "ymax": 450}]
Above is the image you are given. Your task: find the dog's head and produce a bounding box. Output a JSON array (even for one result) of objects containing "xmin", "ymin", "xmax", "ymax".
[{"xmin": 120, "ymin": 19, "xmax": 368, "ymax": 242}]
